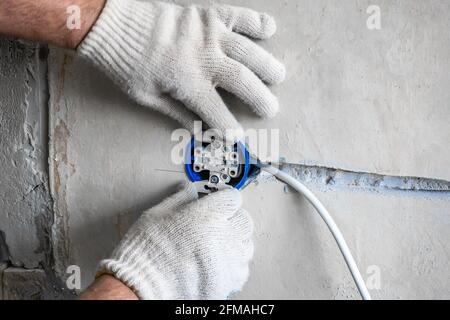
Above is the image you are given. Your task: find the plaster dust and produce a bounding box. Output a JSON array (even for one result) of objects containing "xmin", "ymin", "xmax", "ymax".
[{"xmin": 44, "ymin": 0, "xmax": 450, "ymax": 299}]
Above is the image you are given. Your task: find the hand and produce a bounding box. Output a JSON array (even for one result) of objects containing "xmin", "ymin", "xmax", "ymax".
[
  {"xmin": 78, "ymin": 0, "xmax": 285, "ymax": 138},
  {"xmin": 97, "ymin": 183, "xmax": 254, "ymax": 300},
  {"xmin": 0, "ymin": 0, "xmax": 106, "ymax": 49}
]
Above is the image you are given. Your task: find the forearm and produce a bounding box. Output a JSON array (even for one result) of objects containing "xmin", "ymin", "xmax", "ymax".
[
  {"xmin": 79, "ymin": 274, "xmax": 139, "ymax": 300},
  {"xmin": 0, "ymin": 0, "xmax": 105, "ymax": 49}
]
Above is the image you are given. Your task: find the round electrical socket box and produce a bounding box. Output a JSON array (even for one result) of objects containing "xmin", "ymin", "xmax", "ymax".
[{"xmin": 185, "ymin": 137, "xmax": 251, "ymax": 191}]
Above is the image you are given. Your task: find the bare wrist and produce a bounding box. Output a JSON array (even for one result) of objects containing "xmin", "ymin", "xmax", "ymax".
[
  {"xmin": 79, "ymin": 274, "xmax": 139, "ymax": 300},
  {"xmin": 66, "ymin": 0, "xmax": 106, "ymax": 49},
  {"xmin": 0, "ymin": 0, "xmax": 106, "ymax": 49}
]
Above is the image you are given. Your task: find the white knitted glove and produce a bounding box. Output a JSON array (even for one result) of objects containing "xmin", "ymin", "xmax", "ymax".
[
  {"xmin": 97, "ymin": 182, "xmax": 254, "ymax": 300},
  {"xmin": 78, "ymin": 0, "xmax": 285, "ymax": 138}
]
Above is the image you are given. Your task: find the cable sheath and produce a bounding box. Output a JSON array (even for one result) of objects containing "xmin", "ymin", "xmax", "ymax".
[{"xmin": 261, "ymin": 165, "xmax": 372, "ymax": 300}]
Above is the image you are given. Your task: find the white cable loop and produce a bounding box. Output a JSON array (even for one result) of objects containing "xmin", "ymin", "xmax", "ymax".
[{"xmin": 261, "ymin": 165, "xmax": 372, "ymax": 300}]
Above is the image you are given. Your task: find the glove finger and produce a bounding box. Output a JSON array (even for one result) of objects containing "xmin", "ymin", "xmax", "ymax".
[
  {"xmin": 221, "ymin": 32, "xmax": 286, "ymax": 85},
  {"xmin": 215, "ymin": 5, "xmax": 277, "ymax": 40},
  {"xmin": 217, "ymin": 58, "xmax": 279, "ymax": 118},
  {"xmin": 184, "ymin": 89, "xmax": 243, "ymax": 142},
  {"xmin": 186, "ymin": 188, "xmax": 242, "ymax": 218},
  {"xmin": 150, "ymin": 182, "xmax": 199, "ymax": 212}
]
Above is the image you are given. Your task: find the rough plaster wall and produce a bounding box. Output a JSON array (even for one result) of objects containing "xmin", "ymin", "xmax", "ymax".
[
  {"xmin": 45, "ymin": 0, "xmax": 450, "ymax": 299},
  {"xmin": 0, "ymin": 39, "xmax": 69, "ymax": 299},
  {"xmin": 2, "ymin": 268, "xmax": 47, "ymax": 300},
  {"xmin": 0, "ymin": 39, "xmax": 49, "ymax": 269}
]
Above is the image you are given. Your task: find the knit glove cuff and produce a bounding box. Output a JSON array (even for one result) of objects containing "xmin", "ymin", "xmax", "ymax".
[{"xmin": 78, "ymin": 0, "xmax": 153, "ymax": 86}]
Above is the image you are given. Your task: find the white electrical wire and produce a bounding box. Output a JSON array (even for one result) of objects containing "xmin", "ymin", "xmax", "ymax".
[{"xmin": 261, "ymin": 165, "xmax": 372, "ymax": 300}]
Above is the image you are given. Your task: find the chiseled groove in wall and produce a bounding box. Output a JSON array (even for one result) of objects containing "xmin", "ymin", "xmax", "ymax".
[
  {"xmin": 18, "ymin": 43, "xmax": 71, "ymax": 299},
  {"xmin": 280, "ymin": 163, "xmax": 450, "ymax": 194},
  {"xmin": 23, "ymin": 43, "xmax": 53, "ymax": 270}
]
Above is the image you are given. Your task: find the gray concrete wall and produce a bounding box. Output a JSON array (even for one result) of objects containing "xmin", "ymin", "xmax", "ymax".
[
  {"xmin": 0, "ymin": 40, "xmax": 47, "ymax": 269},
  {"xmin": 46, "ymin": 0, "xmax": 450, "ymax": 299},
  {"xmin": 0, "ymin": 0, "xmax": 449, "ymax": 299},
  {"xmin": 0, "ymin": 40, "xmax": 68, "ymax": 299},
  {"xmin": 238, "ymin": 168, "xmax": 450, "ymax": 299}
]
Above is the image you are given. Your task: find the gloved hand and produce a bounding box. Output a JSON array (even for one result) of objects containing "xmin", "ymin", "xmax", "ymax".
[
  {"xmin": 97, "ymin": 182, "xmax": 254, "ymax": 300},
  {"xmin": 78, "ymin": 0, "xmax": 285, "ymax": 138}
]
